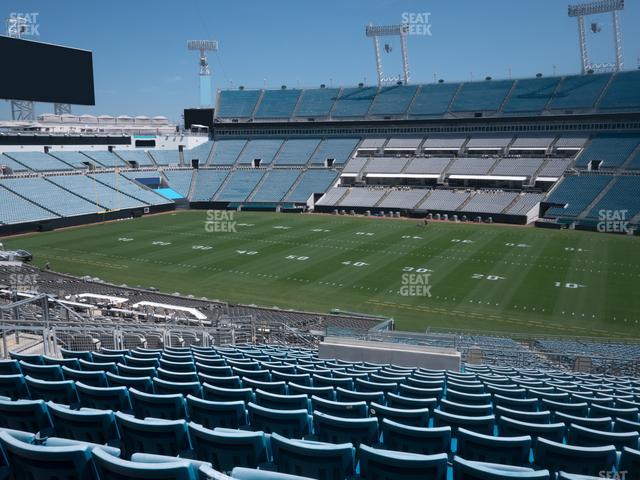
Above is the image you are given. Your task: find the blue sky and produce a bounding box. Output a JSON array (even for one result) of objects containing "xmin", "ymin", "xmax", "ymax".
[{"xmin": 1, "ymin": 0, "xmax": 639, "ymax": 123}]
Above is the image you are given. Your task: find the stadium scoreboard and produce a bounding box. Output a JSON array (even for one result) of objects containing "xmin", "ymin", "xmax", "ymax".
[{"xmin": 0, "ymin": 35, "xmax": 95, "ymax": 105}]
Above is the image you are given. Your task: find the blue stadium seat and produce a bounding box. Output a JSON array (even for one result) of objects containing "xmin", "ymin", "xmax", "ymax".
[
  {"xmin": 567, "ymin": 422, "xmax": 639, "ymax": 450},
  {"xmin": 116, "ymin": 363, "xmax": 157, "ymax": 378},
  {"xmin": 0, "ymin": 374, "xmax": 30, "ymax": 400},
  {"xmin": 358, "ymin": 444, "xmax": 448, "ymax": 480},
  {"xmin": 369, "ymin": 402, "xmax": 430, "ymax": 427},
  {"xmin": 614, "ymin": 418, "xmax": 640, "ymax": 433},
  {"xmin": 186, "ymin": 395, "xmax": 247, "ymax": 429},
  {"xmin": 78, "ymin": 359, "xmax": 118, "ymax": 374},
  {"xmin": 441, "ymin": 399, "xmax": 493, "ymax": 417},
  {"xmin": 229, "ymin": 466, "xmax": 315, "ymax": 480},
  {"xmin": 590, "ymin": 404, "xmax": 639, "ymax": 421},
  {"xmin": 433, "ymin": 410, "xmax": 495, "ymax": 435},
  {"xmin": 92, "ymin": 447, "xmax": 198, "ymax": 480},
  {"xmin": 195, "ymin": 363, "xmax": 233, "ymax": 376},
  {"xmin": 62, "ymin": 366, "xmax": 108, "ymax": 387},
  {"xmin": 447, "ymin": 389, "xmax": 492, "ymax": 405},
  {"xmin": 158, "ymin": 359, "xmax": 196, "ymax": 372},
  {"xmin": 381, "ymin": 419, "xmax": 451, "ymax": 455},
  {"xmin": 242, "ymin": 378, "xmax": 286, "ymax": 394},
  {"xmin": 202, "ymin": 383, "xmax": 254, "ymax": 403},
  {"xmin": 25, "ymin": 377, "xmax": 79, "ymax": 408},
  {"xmin": 555, "ymin": 412, "xmax": 612, "ymax": 430},
  {"xmin": 494, "ymin": 406, "xmax": 550, "ymax": 424},
  {"xmin": 313, "ymin": 411, "xmax": 378, "ymax": 446},
  {"xmin": 152, "ymin": 378, "xmax": 203, "ymax": 397},
  {"xmin": 533, "ymin": 437, "xmax": 616, "ymax": 476},
  {"xmin": 187, "ymin": 424, "xmax": 268, "ymax": 473},
  {"xmin": 0, "ymin": 360, "xmax": 21, "ymax": 375},
  {"xmin": 386, "ymin": 392, "xmax": 438, "ymax": 410},
  {"xmin": 92, "ymin": 352, "xmax": 126, "ymax": 365},
  {"xmin": 619, "ymin": 447, "xmax": 640, "ymax": 480},
  {"xmin": 130, "ymin": 388, "xmax": 187, "ymax": 420},
  {"xmin": 270, "ymin": 431, "xmax": 354, "ymax": 480},
  {"xmin": 10, "ymin": 352, "xmax": 44, "ymax": 365},
  {"xmin": 541, "ymin": 399, "xmax": 588, "ymax": 417},
  {"xmin": 106, "ymin": 372, "xmax": 154, "ymax": 393},
  {"xmin": 114, "ymin": 412, "xmax": 190, "ymax": 458},
  {"xmin": 452, "ymin": 456, "xmax": 550, "ymax": 480},
  {"xmin": 456, "ymin": 427, "xmax": 531, "ymax": 466},
  {"xmin": 18, "ymin": 362, "xmax": 63, "ymax": 381},
  {"xmin": 0, "ymin": 430, "xmax": 100, "ymax": 480},
  {"xmin": 76, "ymin": 382, "xmax": 132, "ymax": 412},
  {"xmin": 124, "ymin": 356, "xmax": 160, "ymax": 369},
  {"xmin": 356, "ymin": 378, "xmax": 398, "ymax": 394},
  {"xmin": 289, "ymin": 382, "xmax": 334, "ymax": 400},
  {"xmin": 47, "ymin": 401, "xmax": 119, "ymax": 445},
  {"xmin": 0, "ymin": 398, "xmax": 52, "ymax": 434},
  {"xmin": 255, "ymin": 389, "xmax": 309, "ymax": 411},
  {"xmin": 271, "ymin": 371, "xmax": 312, "ymax": 386},
  {"xmin": 336, "ymin": 387, "xmax": 384, "ymax": 405},
  {"xmin": 398, "ymin": 384, "xmax": 443, "ymax": 400},
  {"xmin": 311, "ymin": 396, "xmax": 368, "ymax": 418},
  {"xmin": 247, "ymin": 402, "xmax": 310, "ymax": 438},
  {"xmin": 313, "ymin": 374, "xmax": 354, "ymax": 391},
  {"xmin": 198, "ymin": 373, "xmax": 242, "ymax": 389},
  {"xmin": 493, "ymin": 395, "xmax": 538, "ymax": 411},
  {"xmin": 498, "ymin": 417, "xmax": 565, "ymax": 445}
]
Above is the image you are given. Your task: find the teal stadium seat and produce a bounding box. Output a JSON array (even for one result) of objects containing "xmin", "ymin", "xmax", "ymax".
[
  {"xmin": 270, "ymin": 431, "xmax": 354, "ymax": 480},
  {"xmin": 358, "ymin": 444, "xmax": 448, "ymax": 480},
  {"xmin": 186, "ymin": 395, "xmax": 247, "ymax": 429}
]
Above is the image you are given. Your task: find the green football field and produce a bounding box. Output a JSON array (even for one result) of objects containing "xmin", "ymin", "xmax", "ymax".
[{"xmin": 4, "ymin": 210, "xmax": 640, "ymax": 338}]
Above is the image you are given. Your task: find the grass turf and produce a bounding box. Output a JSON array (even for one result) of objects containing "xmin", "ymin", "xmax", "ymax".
[{"xmin": 4, "ymin": 210, "xmax": 640, "ymax": 338}]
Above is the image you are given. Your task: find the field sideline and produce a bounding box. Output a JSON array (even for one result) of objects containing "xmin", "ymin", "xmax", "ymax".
[{"xmin": 4, "ymin": 210, "xmax": 640, "ymax": 338}]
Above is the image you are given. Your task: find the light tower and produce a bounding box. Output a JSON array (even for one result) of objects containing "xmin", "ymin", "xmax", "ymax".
[
  {"xmin": 6, "ymin": 15, "xmax": 35, "ymax": 121},
  {"xmin": 568, "ymin": 0, "xmax": 625, "ymax": 74},
  {"xmin": 365, "ymin": 24, "xmax": 411, "ymax": 87},
  {"xmin": 187, "ymin": 40, "xmax": 218, "ymax": 107}
]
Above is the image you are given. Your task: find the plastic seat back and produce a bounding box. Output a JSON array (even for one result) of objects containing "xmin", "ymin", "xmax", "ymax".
[
  {"xmin": 62, "ymin": 366, "xmax": 108, "ymax": 387},
  {"xmin": 358, "ymin": 444, "xmax": 447, "ymax": 480},
  {"xmin": 188, "ymin": 423, "xmax": 267, "ymax": 474},
  {"xmin": 106, "ymin": 372, "xmax": 154, "ymax": 393},
  {"xmin": 381, "ymin": 419, "xmax": 450, "ymax": 455},
  {"xmin": 47, "ymin": 401, "xmax": 119, "ymax": 445},
  {"xmin": 152, "ymin": 378, "xmax": 203, "ymax": 398},
  {"xmin": 270, "ymin": 432, "xmax": 354, "ymax": 480},
  {"xmin": 76, "ymin": 382, "xmax": 132, "ymax": 412},
  {"xmin": 130, "ymin": 388, "xmax": 187, "ymax": 420},
  {"xmin": 92, "ymin": 447, "xmax": 195, "ymax": 480},
  {"xmin": 25, "ymin": 376, "xmax": 79, "ymax": 408},
  {"xmin": 248, "ymin": 402, "xmax": 310, "ymax": 439},
  {"xmin": 0, "ymin": 374, "xmax": 30, "ymax": 400},
  {"xmin": 313, "ymin": 411, "xmax": 378, "ymax": 447},
  {"xmin": 186, "ymin": 395, "xmax": 246, "ymax": 429},
  {"xmin": 18, "ymin": 361, "xmax": 63, "ymax": 381},
  {"xmin": 311, "ymin": 396, "xmax": 368, "ymax": 419},
  {"xmin": 0, "ymin": 398, "xmax": 52, "ymax": 434},
  {"xmin": 452, "ymin": 456, "xmax": 550, "ymax": 480},
  {"xmin": 456, "ymin": 427, "xmax": 531, "ymax": 466},
  {"xmin": 0, "ymin": 430, "xmax": 97, "ymax": 480},
  {"xmin": 115, "ymin": 412, "xmax": 190, "ymax": 459},
  {"xmin": 533, "ymin": 437, "xmax": 616, "ymax": 476}
]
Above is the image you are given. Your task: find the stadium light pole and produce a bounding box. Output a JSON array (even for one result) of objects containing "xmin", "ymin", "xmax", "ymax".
[
  {"xmin": 365, "ymin": 24, "xmax": 411, "ymax": 87},
  {"xmin": 6, "ymin": 16, "xmax": 35, "ymax": 121},
  {"xmin": 187, "ymin": 40, "xmax": 218, "ymax": 107},
  {"xmin": 568, "ymin": 0, "xmax": 625, "ymax": 74}
]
